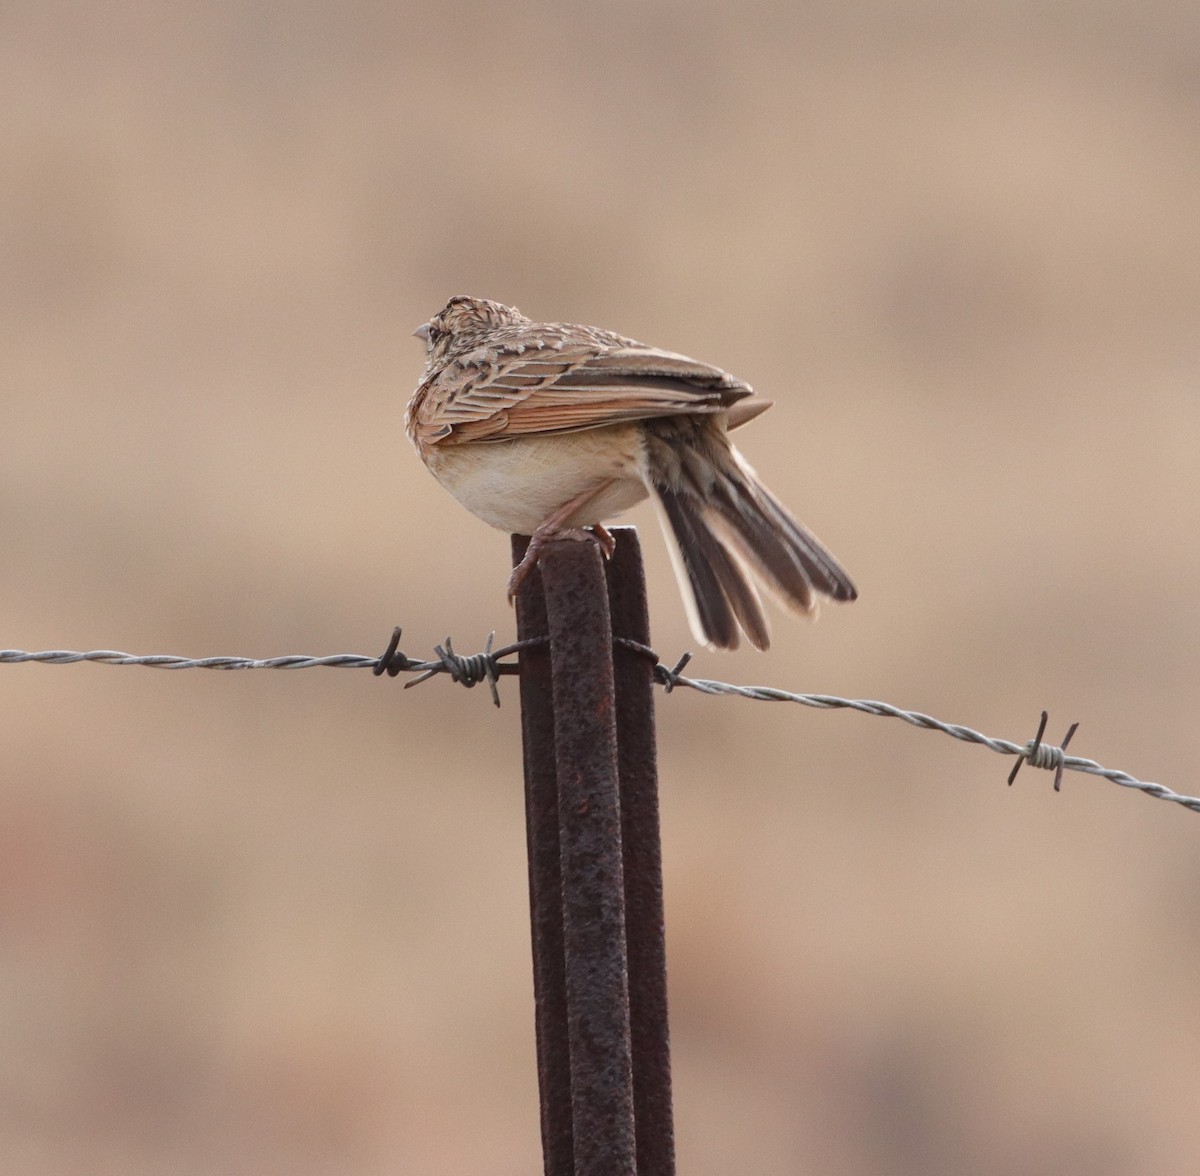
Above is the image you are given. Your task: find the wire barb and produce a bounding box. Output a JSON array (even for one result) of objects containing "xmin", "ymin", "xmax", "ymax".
[
  {"xmin": 373, "ymin": 627, "xmax": 418, "ymax": 677},
  {"xmin": 409, "ymin": 633, "xmax": 502, "ymax": 706},
  {"xmin": 656, "ymin": 652, "xmax": 693, "ymax": 693},
  {"xmin": 1007, "ymin": 711, "xmax": 1080, "ymax": 792},
  {"xmin": 372, "ymin": 627, "xmax": 534, "ymax": 707}
]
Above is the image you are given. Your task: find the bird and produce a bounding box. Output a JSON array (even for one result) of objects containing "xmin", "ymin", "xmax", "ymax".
[{"xmin": 406, "ymin": 295, "xmax": 856, "ymax": 651}]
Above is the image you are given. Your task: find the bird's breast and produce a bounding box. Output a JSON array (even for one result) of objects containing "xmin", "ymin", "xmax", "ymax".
[{"xmin": 422, "ymin": 424, "xmax": 648, "ymax": 535}]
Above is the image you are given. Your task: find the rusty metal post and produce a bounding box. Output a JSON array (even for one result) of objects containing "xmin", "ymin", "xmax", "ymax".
[
  {"xmin": 514, "ymin": 527, "xmax": 675, "ymax": 1176},
  {"xmin": 514, "ymin": 534, "xmax": 636, "ymax": 1176},
  {"xmin": 542, "ymin": 539, "xmax": 636, "ymax": 1176},
  {"xmin": 513, "ymin": 542, "xmax": 575, "ymax": 1174},
  {"xmin": 606, "ymin": 532, "xmax": 675, "ymax": 1176}
]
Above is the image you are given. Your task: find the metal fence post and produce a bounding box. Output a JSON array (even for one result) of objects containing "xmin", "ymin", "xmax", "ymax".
[
  {"xmin": 606, "ymin": 533, "xmax": 675, "ymax": 1176},
  {"xmin": 513, "ymin": 548, "xmax": 576, "ymax": 1174},
  {"xmin": 513, "ymin": 527, "xmax": 674, "ymax": 1176}
]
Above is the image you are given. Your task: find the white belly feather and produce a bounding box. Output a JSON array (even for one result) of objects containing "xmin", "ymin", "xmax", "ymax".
[{"xmin": 421, "ymin": 424, "xmax": 649, "ymax": 535}]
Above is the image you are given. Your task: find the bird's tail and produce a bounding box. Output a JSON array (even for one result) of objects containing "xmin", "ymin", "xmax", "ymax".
[{"xmin": 644, "ymin": 424, "xmax": 856, "ymax": 651}]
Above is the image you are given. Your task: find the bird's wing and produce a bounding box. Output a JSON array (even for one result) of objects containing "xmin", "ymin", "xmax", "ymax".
[{"xmin": 411, "ymin": 340, "xmax": 753, "ymax": 446}]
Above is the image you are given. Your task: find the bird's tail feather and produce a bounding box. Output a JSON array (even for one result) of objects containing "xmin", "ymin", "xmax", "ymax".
[{"xmin": 650, "ymin": 447, "xmax": 856, "ymax": 651}]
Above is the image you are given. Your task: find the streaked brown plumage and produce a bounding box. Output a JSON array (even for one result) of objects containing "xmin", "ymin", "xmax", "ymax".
[{"xmin": 406, "ymin": 295, "xmax": 856, "ymax": 650}]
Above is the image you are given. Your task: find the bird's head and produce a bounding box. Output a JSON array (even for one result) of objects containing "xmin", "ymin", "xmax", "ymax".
[{"xmin": 413, "ymin": 296, "xmax": 530, "ymax": 360}]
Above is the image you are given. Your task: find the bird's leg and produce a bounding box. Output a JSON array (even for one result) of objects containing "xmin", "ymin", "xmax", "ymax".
[
  {"xmin": 507, "ymin": 481, "xmax": 618, "ymax": 602},
  {"xmin": 590, "ymin": 522, "xmax": 616, "ymax": 559}
]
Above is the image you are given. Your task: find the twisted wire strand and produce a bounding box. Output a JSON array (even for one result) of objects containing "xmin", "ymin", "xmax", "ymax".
[
  {"xmin": 2, "ymin": 640, "xmax": 1197, "ymax": 815},
  {"xmin": 0, "ymin": 649, "xmax": 381, "ymax": 670},
  {"xmin": 661, "ymin": 672, "xmax": 1200, "ymax": 814}
]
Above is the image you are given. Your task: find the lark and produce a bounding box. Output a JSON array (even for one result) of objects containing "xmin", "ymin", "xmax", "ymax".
[{"xmin": 406, "ymin": 296, "xmax": 856, "ymax": 650}]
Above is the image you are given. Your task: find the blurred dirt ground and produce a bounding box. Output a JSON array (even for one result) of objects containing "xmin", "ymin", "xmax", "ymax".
[{"xmin": 3, "ymin": 3, "xmax": 1200, "ymax": 1173}]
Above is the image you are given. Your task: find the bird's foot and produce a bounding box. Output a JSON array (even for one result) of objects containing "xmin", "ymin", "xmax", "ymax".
[{"xmin": 507, "ymin": 525, "xmax": 615, "ymax": 602}]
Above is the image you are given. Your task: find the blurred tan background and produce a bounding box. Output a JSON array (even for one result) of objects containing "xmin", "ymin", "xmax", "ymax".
[{"xmin": 3, "ymin": 2, "xmax": 1200, "ymax": 1173}]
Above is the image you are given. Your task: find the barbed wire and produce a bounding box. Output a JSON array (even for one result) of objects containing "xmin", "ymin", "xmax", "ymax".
[{"xmin": 2, "ymin": 632, "xmax": 1197, "ymax": 815}]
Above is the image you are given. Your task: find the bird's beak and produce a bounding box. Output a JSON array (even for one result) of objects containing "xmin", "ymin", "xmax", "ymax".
[{"xmin": 413, "ymin": 323, "xmax": 431, "ymax": 342}]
